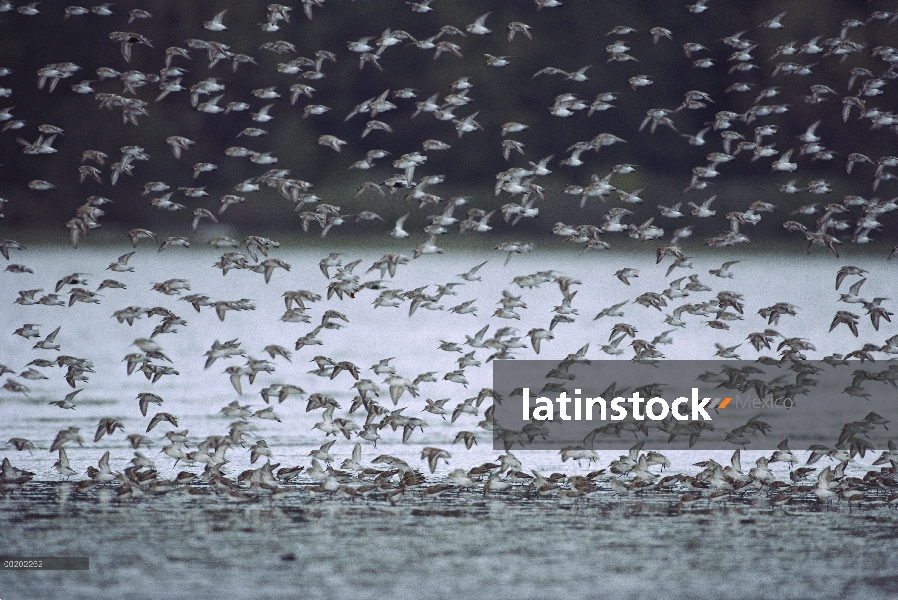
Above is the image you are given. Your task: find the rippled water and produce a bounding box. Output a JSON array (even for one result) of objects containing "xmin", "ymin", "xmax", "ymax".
[
  {"xmin": 2, "ymin": 484, "xmax": 898, "ymax": 600},
  {"xmin": 2, "ymin": 246, "xmax": 898, "ymax": 599}
]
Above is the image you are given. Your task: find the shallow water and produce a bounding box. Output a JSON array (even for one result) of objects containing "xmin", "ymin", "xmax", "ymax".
[
  {"xmin": 1, "ymin": 247, "xmax": 898, "ymax": 599},
  {"xmin": 2, "ymin": 484, "xmax": 898, "ymax": 600}
]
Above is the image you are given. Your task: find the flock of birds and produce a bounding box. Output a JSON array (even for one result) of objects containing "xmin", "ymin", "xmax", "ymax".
[{"xmin": 1, "ymin": 1, "xmax": 898, "ymax": 511}]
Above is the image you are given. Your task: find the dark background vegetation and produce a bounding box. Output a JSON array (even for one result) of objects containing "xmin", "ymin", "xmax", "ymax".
[{"xmin": 0, "ymin": 0, "xmax": 895, "ymax": 246}]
